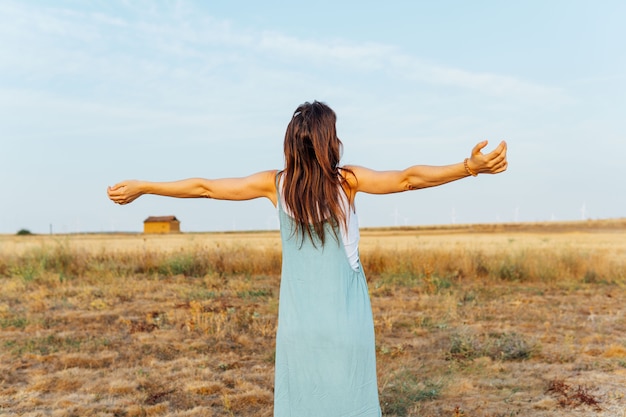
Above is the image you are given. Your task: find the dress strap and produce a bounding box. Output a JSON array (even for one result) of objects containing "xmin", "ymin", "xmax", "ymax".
[{"xmin": 275, "ymin": 171, "xmax": 284, "ymax": 211}]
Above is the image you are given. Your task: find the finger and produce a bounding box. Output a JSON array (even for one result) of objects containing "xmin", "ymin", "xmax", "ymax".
[
  {"xmin": 491, "ymin": 149, "xmax": 507, "ymax": 164},
  {"xmin": 471, "ymin": 140, "xmax": 489, "ymax": 156},
  {"xmin": 494, "ymin": 140, "xmax": 507, "ymax": 155},
  {"xmin": 108, "ymin": 183, "xmax": 123, "ymax": 192},
  {"xmin": 486, "ymin": 142, "xmax": 507, "ymax": 160}
]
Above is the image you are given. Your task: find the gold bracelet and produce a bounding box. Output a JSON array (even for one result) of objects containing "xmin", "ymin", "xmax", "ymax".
[{"xmin": 464, "ymin": 158, "xmax": 478, "ymax": 177}]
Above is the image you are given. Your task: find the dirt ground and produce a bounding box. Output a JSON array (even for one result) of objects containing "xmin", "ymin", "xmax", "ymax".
[{"xmin": 1, "ymin": 219, "xmax": 625, "ymax": 416}]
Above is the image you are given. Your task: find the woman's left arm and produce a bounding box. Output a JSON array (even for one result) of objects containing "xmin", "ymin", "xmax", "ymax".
[{"xmin": 107, "ymin": 170, "xmax": 278, "ymax": 206}]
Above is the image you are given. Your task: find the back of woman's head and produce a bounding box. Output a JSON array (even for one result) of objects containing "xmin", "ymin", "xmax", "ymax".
[
  {"xmin": 281, "ymin": 101, "xmax": 352, "ymax": 246},
  {"xmin": 284, "ymin": 101, "xmax": 341, "ymax": 177}
]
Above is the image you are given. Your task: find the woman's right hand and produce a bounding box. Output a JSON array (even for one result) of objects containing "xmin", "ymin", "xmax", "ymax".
[{"xmin": 467, "ymin": 140, "xmax": 508, "ymax": 175}]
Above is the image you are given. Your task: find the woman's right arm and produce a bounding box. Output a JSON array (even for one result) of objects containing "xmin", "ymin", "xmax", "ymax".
[{"xmin": 345, "ymin": 140, "xmax": 507, "ymax": 196}]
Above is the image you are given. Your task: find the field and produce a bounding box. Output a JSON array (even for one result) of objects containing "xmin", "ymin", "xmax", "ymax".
[{"xmin": 1, "ymin": 219, "xmax": 626, "ymax": 416}]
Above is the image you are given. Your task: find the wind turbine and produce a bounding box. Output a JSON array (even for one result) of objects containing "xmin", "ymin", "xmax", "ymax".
[{"xmin": 392, "ymin": 207, "xmax": 399, "ymax": 227}]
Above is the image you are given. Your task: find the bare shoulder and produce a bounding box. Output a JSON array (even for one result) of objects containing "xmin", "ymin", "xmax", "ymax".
[
  {"xmin": 340, "ymin": 165, "xmax": 378, "ymax": 186},
  {"xmin": 340, "ymin": 165, "xmax": 375, "ymax": 198},
  {"xmin": 339, "ymin": 165, "xmax": 360, "ymax": 187},
  {"xmin": 253, "ymin": 169, "xmax": 280, "ymax": 191},
  {"xmin": 256, "ymin": 169, "xmax": 280, "ymax": 181},
  {"xmin": 341, "ymin": 164, "xmax": 407, "ymax": 195},
  {"xmin": 214, "ymin": 169, "xmax": 279, "ymax": 203}
]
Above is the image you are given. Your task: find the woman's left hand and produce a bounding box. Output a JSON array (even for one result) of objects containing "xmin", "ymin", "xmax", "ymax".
[
  {"xmin": 468, "ymin": 140, "xmax": 508, "ymax": 175},
  {"xmin": 107, "ymin": 180, "xmax": 143, "ymax": 205}
]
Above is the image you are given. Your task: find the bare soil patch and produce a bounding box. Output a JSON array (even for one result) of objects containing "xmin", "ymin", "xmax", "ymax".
[{"xmin": 1, "ymin": 219, "xmax": 625, "ymax": 416}]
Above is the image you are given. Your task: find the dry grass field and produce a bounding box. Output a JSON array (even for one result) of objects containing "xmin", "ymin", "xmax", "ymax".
[{"xmin": 1, "ymin": 219, "xmax": 626, "ymax": 416}]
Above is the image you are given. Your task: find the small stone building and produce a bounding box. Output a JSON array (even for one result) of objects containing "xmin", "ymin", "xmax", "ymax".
[{"xmin": 143, "ymin": 216, "xmax": 181, "ymax": 234}]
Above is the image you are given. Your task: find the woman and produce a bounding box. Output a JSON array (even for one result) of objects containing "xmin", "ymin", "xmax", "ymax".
[{"xmin": 108, "ymin": 101, "xmax": 508, "ymax": 416}]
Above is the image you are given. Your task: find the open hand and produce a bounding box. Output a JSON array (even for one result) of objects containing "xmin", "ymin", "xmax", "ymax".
[
  {"xmin": 107, "ymin": 180, "xmax": 142, "ymax": 205},
  {"xmin": 468, "ymin": 140, "xmax": 508, "ymax": 175}
]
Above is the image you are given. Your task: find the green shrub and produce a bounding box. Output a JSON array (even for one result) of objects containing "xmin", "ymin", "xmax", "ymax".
[
  {"xmin": 380, "ymin": 370, "xmax": 443, "ymax": 416},
  {"xmin": 447, "ymin": 330, "xmax": 535, "ymax": 362}
]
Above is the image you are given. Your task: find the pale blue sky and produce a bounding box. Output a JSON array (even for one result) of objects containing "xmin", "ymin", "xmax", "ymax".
[{"xmin": 1, "ymin": 0, "xmax": 624, "ymax": 234}]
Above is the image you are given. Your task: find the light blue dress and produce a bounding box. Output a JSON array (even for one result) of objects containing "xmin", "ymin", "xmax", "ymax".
[{"xmin": 273, "ymin": 191, "xmax": 381, "ymax": 417}]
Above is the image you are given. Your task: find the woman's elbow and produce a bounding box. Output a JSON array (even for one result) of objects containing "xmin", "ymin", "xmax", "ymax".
[
  {"xmin": 194, "ymin": 179, "xmax": 213, "ymax": 198},
  {"xmin": 403, "ymin": 181, "xmax": 425, "ymax": 191},
  {"xmin": 402, "ymin": 173, "xmax": 426, "ymax": 191}
]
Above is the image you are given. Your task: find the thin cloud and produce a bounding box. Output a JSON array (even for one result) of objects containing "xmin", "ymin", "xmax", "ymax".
[
  {"xmin": 257, "ymin": 31, "xmax": 568, "ymax": 103},
  {"xmin": 258, "ymin": 31, "xmax": 394, "ymax": 71},
  {"xmin": 1, "ymin": 1, "xmax": 567, "ymax": 105}
]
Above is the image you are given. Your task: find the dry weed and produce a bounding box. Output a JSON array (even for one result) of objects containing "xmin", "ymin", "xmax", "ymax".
[
  {"xmin": 1, "ymin": 222, "xmax": 625, "ymax": 416},
  {"xmin": 546, "ymin": 378, "xmax": 602, "ymax": 411}
]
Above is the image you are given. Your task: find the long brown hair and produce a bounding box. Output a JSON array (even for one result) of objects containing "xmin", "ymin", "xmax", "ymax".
[{"xmin": 280, "ymin": 101, "xmax": 352, "ymax": 246}]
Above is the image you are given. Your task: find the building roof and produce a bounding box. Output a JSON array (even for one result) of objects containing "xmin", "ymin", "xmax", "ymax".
[{"xmin": 143, "ymin": 215, "xmax": 179, "ymax": 223}]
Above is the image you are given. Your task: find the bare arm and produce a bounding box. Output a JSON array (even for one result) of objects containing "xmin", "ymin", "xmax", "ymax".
[
  {"xmin": 346, "ymin": 140, "xmax": 507, "ymax": 195},
  {"xmin": 107, "ymin": 170, "xmax": 278, "ymax": 206}
]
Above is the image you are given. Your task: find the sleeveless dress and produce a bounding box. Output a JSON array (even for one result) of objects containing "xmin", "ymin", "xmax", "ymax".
[{"xmin": 273, "ymin": 187, "xmax": 382, "ymax": 417}]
